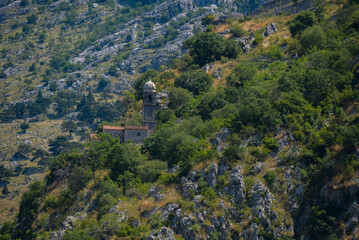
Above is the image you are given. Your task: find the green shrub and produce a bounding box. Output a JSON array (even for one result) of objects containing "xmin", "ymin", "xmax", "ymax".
[
  {"xmin": 230, "ymin": 24, "xmax": 246, "ymax": 37},
  {"xmin": 138, "ymin": 160, "xmax": 167, "ymax": 183},
  {"xmin": 43, "ymin": 195, "xmax": 59, "ymax": 210},
  {"xmin": 299, "ymin": 26, "xmax": 326, "ymax": 51},
  {"xmin": 69, "ymin": 166, "xmax": 92, "ymax": 192},
  {"xmin": 202, "ymin": 14, "xmax": 216, "ymax": 25},
  {"xmin": 174, "ymin": 69, "xmax": 213, "ymax": 95},
  {"xmin": 264, "ymin": 137, "xmax": 280, "ymax": 152},
  {"xmin": 158, "ymin": 172, "xmax": 175, "ymax": 185},
  {"xmin": 183, "ymin": 32, "xmax": 240, "ymax": 66},
  {"xmin": 244, "ymin": 176, "xmax": 254, "ymax": 194},
  {"xmin": 97, "ymin": 193, "xmax": 116, "ymax": 219},
  {"xmin": 264, "ymin": 46, "xmax": 283, "ymax": 60},
  {"xmin": 226, "ymin": 61, "xmax": 258, "ymax": 87},
  {"xmin": 263, "ymin": 170, "xmax": 277, "ymax": 189},
  {"xmin": 149, "ymin": 214, "xmax": 164, "ymax": 229},
  {"xmin": 251, "ymin": 148, "xmax": 271, "ymax": 161},
  {"xmin": 289, "ymin": 11, "xmax": 316, "ymax": 36},
  {"xmin": 168, "ymin": 87, "xmax": 193, "ymax": 110}
]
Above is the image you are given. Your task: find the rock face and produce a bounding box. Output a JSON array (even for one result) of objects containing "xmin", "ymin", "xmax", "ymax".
[
  {"xmin": 148, "ymin": 187, "xmax": 165, "ymax": 201},
  {"xmin": 70, "ymin": 0, "xmax": 211, "ymax": 77},
  {"xmin": 147, "ymin": 227, "xmax": 176, "ymax": 240},
  {"xmin": 181, "ymin": 176, "xmax": 198, "ymax": 198},
  {"xmin": 262, "ymin": 23, "xmax": 277, "ymax": 36},
  {"xmin": 250, "ymin": 180, "xmax": 274, "ymax": 227},
  {"xmin": 237, "ymin": 33, "xmax": 255, "ymax": 53},
  {"xmin": 226, "ymin": 166, "xmax": 245, "ymax": 205}
]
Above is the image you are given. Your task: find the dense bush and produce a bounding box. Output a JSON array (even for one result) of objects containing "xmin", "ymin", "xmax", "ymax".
[
  {"xmin": 226, "ymin": 61, "xmax": 258, "ymax": 87},
  {"xmin": 230, "ymin": 24, "xmax": 246, "ymax": 37},
  {"xmin": 106, "ymin": 142, "xmax": 143, "ymax": 181},
  {"xmin": 183, "ymin": 32, "xmax": 241, "ymax": 66},
  {"xmin": 174, "ymin": 69, "xmax": 213, "ymax": 95},
  {"xmin": 289, "ymin": 10, "xmax": 316, "ymax": 36},
  {"xmin": 299, "ymin": 26, "xmax": 326, "ymax": 51}
]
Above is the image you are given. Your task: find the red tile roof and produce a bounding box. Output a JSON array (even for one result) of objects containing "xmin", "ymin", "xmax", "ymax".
[
  {"xmin": 102, "ymin": 125, "xmax": 124, "ymax": 131},
  {"xmin": 125, "ymin": 126, "xmax": 149, "ymax": 130}
]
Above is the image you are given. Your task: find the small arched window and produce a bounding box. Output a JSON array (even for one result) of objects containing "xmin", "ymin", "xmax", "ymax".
[{"xmin": 148, "ymin": 95, "xmax": 152, "ymax": 102}]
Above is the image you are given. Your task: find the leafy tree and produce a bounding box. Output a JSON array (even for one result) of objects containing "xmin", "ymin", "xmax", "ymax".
[
  {"xmin": 1, "ymin": 185, "xmax": 9, "ymax": 195},
  {"xmin": 17, "ymin": 143, "xmax": 33, "ymax": 158},
  {"xmin": 168, "ymin": 87, "xmax": 193, "ymax": 110},
  {"xmin": 106, "ymin": 143, "xmax": 143, "ymax": 181},
  {"xmin": 309, "ymin": 206, "xmax": 338, "ymax": 240},
  {"xmin": 230, "ymin": 24, "xmax": 246, "ymax": 37},
  {"xmin": 202, "ymin": 14, "xmax": 216, "ymax": 25},
  {"xmin": 138, "ymin": 160, "xmax": 167, "ymax": 183},
  {"xmin": 22, "ymin": 24, "xmax": 33, "ymax": 34},
  {"xmin": 20, "ymin": 122, "xmax": 30, "ymax": 132},
  {"xmin": 164, "ymin": 132, "xmax": 197, "ymax": 168},
  {"xmin": 96, "ymin": 104, "xmax": 121, "ymax": 122},
  {"xmin": 197, "ymin": 91, "xmax": 228, "ymax": 120},
  {"xmin": 226, "ymin": 61, "xmax": 258, "ymax": 87},
  {"xmin": 69, "ymin": 166, "xmax": 92, "ymax": 192},
  {"xmin": 97, "ymin": 193, "xmax": 116, "ymax": 219},
  {"xmin": 107, "ymin": 65, "xmax": 119, "ymax": 77},
  {"xmin": 49, "ymin": 82, "xmax": 57, "ymax": 92},
  {"xmin": 14, "ymin": 181, "xmax": 44, "ymax": 239},
  {"xmin": 32, "ymin": 149, "xmax": 51, "ymax": 165},
  {"xmin": 27, "ymin": 14, "xmax": 38, "ymax": 25},
  {"xmin": 183, "ymin": 32, "xmax": 240, "ymax": 66},
  {"xmin": 61, "ymin": 120, "xmax": 77, "ymax": 137},
  {"xmin": 55, "ymin": 90, "xmax": 78, "ymax": 117},
  {"xmin": 0, "ymin": 164, "xmax": 12, "ymax": 181},
  {"xmin": 289, "ymin": 10, "xmax": 316, "ymax": 36},
  {"xmin": 174, "ymin": 69, "xmax": 213, "ymax": 95},
  {"xmin": 299, "ymin": 26, "xmax": 326, "ymax": 51},
  {"xmin": 20, "ymin": 0, "xmax": 29, "ymax": 7},
  {"xmin": 48, "ymin": 136, "xmax": 82, "ymax": 156},
  {"xmin": 28, "ymin": 63, "xmax": 36, "ymax": 72},
  {"xmin": 117, "ymin": 170, "xmax": 135, "ymax": 195},
  {"xmin": 264, "ymin": 137, "xmax": 280, "ymax": 152},
  {"xmin": 38, "ymin": 31, "xmax": 46, "ymax": 43},
  {"xmin": 144, "ymin": 126, "xmax": 178, "ymax": 160}
]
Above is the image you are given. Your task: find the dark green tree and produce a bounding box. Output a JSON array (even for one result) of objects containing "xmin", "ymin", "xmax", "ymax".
[
  {"xmin": 27, "ymin": 14, "xmax": 38, "ymax": 25},
  {"xmin": 299, "ymin": 26, "xmax": 326, "ymax": 51},
  {"xmin": 289, "ymin": 10, "xmax": 316, "ymax": 36},
  {"xmin": 106, "ymin": 143, "xmax": 143, "ymax": 181},
  {"xmin": 202, "ymin": 14, "xmax": 216, "ymax": 25},
  {"xmin": 168, "ymin": 87, "xmax": 193, "ymax": 110},
  {"xmin": 20, "ymin": 122, "xmax": 30, "ymax": 133},
  {"xmin": 29, "ymin": 63, "xmax": 36, "ymax": 73},
  {"xmin": 174, "ymin": 69, "xmax": 213, "ymax": 95},
  {"xmin": 183, "ymin": 32, "xmax": 240, "ymax": 66},
  {"xmin": 61, "ymin": 120, "xmax": 77, "ymax": 137}
]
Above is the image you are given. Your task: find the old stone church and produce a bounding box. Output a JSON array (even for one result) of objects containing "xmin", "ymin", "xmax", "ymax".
[{"xmin": 90, "ymin": 80, "xmax": 156, "ymax": 144}]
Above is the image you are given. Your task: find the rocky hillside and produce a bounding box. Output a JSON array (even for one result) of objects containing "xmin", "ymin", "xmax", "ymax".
[
  {"xmin": 1, "ymin": 0, "xmax": 359, "ymax": 239},
  {"xmin": 0, "ymin": 0, "xmax": 255, "ymax": 223}
]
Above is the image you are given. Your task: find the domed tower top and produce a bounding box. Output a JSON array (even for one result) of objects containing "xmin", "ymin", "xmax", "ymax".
[{"xmin": 143, "ymin": 80, "xmax": 156, "ymax": 92}]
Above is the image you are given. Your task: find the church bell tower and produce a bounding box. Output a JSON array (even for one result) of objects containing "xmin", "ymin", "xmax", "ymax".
[{"xmin": 142, "ymin": 80, "xmax": 156, "ymax": 134}]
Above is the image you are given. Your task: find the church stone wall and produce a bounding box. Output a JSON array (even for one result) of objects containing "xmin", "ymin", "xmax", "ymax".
[
  {"xmin": 124, "ymin": 129, "xmax": 149, "ymax": 144},
  {"xmin": 103, "ymin": 129, "xmax": 124, "ymax": 142}
]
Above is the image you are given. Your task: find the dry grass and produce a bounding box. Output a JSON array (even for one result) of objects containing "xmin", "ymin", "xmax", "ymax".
[
  {"xmin": 119, "ymin": 185, "xmax": 182, "ymax": 220},
  {"xmin": 0, "ymin": 119, "xmax": 76, "ymax": 224}
]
